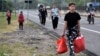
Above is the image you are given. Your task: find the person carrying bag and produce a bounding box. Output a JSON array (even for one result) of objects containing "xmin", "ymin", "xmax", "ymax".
[
  {"xmin": 74, "ymin": 35, "xmax": 85, "ymax": 53},
  {"xmin": 62, "ymin": 3, "xmax": 82, "ymax": 56},
  {"xmin": 56, "ymin": 36, "xmax": 68, "ymax": 54}
]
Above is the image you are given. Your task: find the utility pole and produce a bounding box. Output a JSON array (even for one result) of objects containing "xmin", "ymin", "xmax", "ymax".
[
  {"xmin": 27, "ymin": 0, "xmax": 29, "ymax": 20},
  {"xmin": 2, "ymin": 0, "xmax": 4, "ymax": 16},
  {"xmin": 53, "ymin": 0, "xmax": 55, "ymax": 4},
  {"xmin": 60, "ymin": 0, "xmax": 62, "ymax": 15},
  {"xmin": 15, "ymin": 0, "xmax": 16, "ymax": 16},
  {"xmin": 25, "ymin": 0, "xmax": 32, "ymax": 23},
  {"xmin": 95, "ymin": 0, "xmax": 96, "ymax": 3}
]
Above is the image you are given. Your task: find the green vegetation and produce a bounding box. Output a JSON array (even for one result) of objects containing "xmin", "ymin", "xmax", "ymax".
[
  {"xmin": 0, "ymin": 0, "xmax": 13, "ymax": 11},
  {"xmin": 0, "ymin": 12, "xmax": 18, "ymax": 33},
  {"xmin": 0, "ymin": 43, "xmax": 35, "ymax": 56},
  {"xmin": 38, "ymin": 0, "xmax": 87, "ymax": 7},
  {"xmin": 37, "ymin": 0, "xmax": 100, "ymax": 7},
  {"xmin": 1, "ymin": 0, "xmax": 100, "ymax": 10}
]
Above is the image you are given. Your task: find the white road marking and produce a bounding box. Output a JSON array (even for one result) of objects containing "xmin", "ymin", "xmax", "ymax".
[
  {"xmin": 81, "ymin": 27, "xmax": 100, "ymax": 34},
  {"xmin": 59, "ymin": 22, "xmax": 100, "ymax": 34}
]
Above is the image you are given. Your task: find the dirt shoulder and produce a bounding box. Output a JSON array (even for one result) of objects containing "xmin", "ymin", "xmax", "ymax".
[{"xmin": 0, "ymin": 21, "xmax": 86, "ymax": 56}]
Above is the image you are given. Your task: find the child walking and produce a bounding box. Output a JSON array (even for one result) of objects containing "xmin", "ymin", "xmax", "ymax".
[
  {"xmin": 6, "ymin": 10, "xmax": 11, "ymax": 25},
  {"xmin": 18, "ymin": 11, "xmax": 24, "ymax": 30}
]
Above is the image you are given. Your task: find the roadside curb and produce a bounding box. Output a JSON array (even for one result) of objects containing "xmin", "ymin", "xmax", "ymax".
[{"xmin": 28, "ymin": 19, "xmax": 98, "ymax": 56}]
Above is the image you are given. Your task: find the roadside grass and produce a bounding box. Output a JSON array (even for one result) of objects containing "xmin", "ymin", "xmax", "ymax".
[
  {"xmin": 0, "ymin": 43, "xmax": 35, "ymax": 56},
  {"xmin": 0, "ymin": 12, "xmax": 18, "ymax": 33},
  {"xmin": 26, "ymin": 20, "xmax": 40, "ymax": 29},
  {"xmin": 0, "ymin": 13, "xmax": 86, "ymax": 56},
  {"xmin": 0, "ymin": 19, "xmax": 37, "ymax": 56}
]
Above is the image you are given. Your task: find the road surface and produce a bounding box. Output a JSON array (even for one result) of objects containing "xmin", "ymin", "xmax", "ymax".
[{"xmin": 17, "ymin": 10, "xmax": 100, "ymax": 56}]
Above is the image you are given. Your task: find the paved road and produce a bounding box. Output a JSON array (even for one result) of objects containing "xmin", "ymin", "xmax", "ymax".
[{"xmin": 18, "ymin": 10, "xmax": 100, "ymax": 56}]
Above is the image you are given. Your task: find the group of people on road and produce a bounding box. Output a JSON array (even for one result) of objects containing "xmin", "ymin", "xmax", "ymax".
[
  {"xmin": 5, "ymin": 2, "xmax": 96, "ymax": 56},
  {"xmin": 38, "ymin": 4, "xmax": 61, "ymax": 30},
  {"xmin": 6, "ymin": 10, "xmax": 24, "ymax": 30},
  {"xmin": 38, "ymin": 3, "xmax": 96, "ymax": 28},
  {"xmin": 38, "ymin": 3, "xmax": 81, "ymax": 56}
]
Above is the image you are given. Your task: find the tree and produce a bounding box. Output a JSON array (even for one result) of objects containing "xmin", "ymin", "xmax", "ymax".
[
  {"xmin": 65, "ymin": 0, "xmax": 85, "ymax": 6},
  {"xmin": 38, "ymin": 0, "xmax": 54, "ymax": 6},
  {"xmin": 37, "ymin": 0, "xmax": 63, "ymax": 9},
  {"xmin": 0, "ymin": 0, "xmax": 13, "ymax": 11},
  {"xmin": 0, "ymin": 0, "xmax": 6, "ymax": 11},
  {"xmin": 31, "ymin": 0, "xmax": 38, "ymax": 9}
]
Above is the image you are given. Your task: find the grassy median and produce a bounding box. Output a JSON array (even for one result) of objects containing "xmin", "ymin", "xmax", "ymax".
[
  {"xmin": 0, "ymin": 12, "xmax": 18, "ymax": 33},
  {"xmin": 0, "ymin": 42, "xmax": 35, "ymax": 56}
]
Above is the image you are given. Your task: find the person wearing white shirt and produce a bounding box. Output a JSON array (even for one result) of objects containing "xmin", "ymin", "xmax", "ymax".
[{"xmin": 50, "ymin": 4, "xmax": 61, "ymax": 30}]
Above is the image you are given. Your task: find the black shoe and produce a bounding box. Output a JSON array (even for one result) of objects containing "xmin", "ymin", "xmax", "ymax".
[
  {"xmin": 70, "ymin": 52, "xmax": 75, "ymax": 56},
  {"xmin": 89, "ymin": 22, "xmax": 91, "ymax": 24}
]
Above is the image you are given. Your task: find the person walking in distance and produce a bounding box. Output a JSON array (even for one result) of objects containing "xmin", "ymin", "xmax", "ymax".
[
  {"xmin": 6, "ymin": 10, "xmax": 11, "ymax": 25},
  {"xmin": 62, "ymin": 3, "xmax": 81, "ymax": 56},
  {"xmin": 38, "ymin": 5, "xmax": 43, "ymax": 24},
  {"xmin": 50, "ymin": 4, "xmax": 61, "ymax": 30},
  {"xmin": 41, "ymin": 5, "xmax": 47, "ymax": 26},
  {"xmin": 86, "ymin": 4, "xmax": 95, "ymax": 24},
  {"xmin": 18, "ymin": 11, "xmax": 24, "ymax": 30}
]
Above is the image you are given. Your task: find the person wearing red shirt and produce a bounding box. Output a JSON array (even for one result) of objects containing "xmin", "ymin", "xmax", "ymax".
[
  {"xmin": 6, "ymin": 10, "xmax": 11, "ymax": 25},
  {"xmin": 18, "ymin": 11, "xmax": 24, "ymax": 30}
]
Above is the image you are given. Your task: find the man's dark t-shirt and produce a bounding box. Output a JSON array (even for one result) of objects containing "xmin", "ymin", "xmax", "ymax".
[{"xmin": 64, "ymin": 12, "xmax": 81, "ymax": 29}]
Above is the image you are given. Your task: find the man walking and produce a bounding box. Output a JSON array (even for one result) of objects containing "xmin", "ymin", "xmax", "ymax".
[{"xmin": 62, "ymin": 3, "xmax": 81, "ymax": 56}]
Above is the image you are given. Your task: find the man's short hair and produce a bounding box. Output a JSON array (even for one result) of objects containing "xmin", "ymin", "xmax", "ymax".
[
  {"xmin": 89, "ymin": 4, "xmax": 93, "ymax": 7},
  {"xmin": 69, "ymin": 3, "xmax": 75, "ymax": 7}
]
